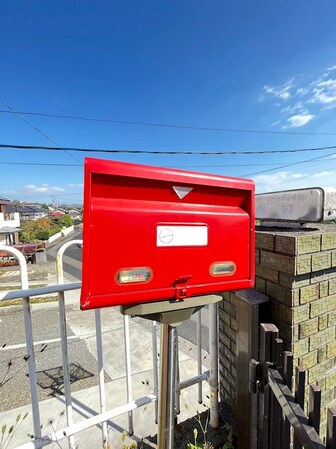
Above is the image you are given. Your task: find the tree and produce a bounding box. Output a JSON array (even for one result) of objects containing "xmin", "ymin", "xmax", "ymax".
[
  {"xmin": 62, "ymin": 214, "xmax": 73, "ymax": 227},
  {"xmin": 19, "ymin": 218, "xmax": 52, "ymax": 243}
]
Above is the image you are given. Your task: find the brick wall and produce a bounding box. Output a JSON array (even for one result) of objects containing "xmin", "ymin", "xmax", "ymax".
[{"xmin": 255, "ymin": 225, "xmax": 336, "ymax": 439}]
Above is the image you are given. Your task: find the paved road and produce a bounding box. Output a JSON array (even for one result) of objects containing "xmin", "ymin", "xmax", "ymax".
[
  {"xmin": 0, "ymin": 302, "xmax": 111, "ymax": 412},
  {"xmin": 46, "ymin": 230, "xmax": 83, "ymax": 281}
]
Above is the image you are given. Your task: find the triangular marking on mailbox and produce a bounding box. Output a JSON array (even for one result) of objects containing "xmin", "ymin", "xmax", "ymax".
[{"xmin": 173, "ymin": 186, "xmax": 193, "ymax": 200}]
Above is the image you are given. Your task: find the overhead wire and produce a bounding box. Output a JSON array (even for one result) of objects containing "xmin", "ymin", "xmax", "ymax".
[
  {"xmin": 0, "ymin": 161, "xmax": 303, "ymax": 167},
  {"xmin": 242, "ymin": 151, "xmax": 336, "ymax": 177},
  {"xmin": 0, "ymin": 100, "xmax": 82, "ymax": 164},
  {"xmin": 1, "ymin": 108, "xmax": 336, "ymax": 136},
  {"xmin": 1, "ymin": 143, "xmax": 336, "ymax": 155}
]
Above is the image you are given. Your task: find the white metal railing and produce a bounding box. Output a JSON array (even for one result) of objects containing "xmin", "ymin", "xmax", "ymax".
[{"xmin": 0, "ymin": 241, "xmax": 219, "ymax": 449}]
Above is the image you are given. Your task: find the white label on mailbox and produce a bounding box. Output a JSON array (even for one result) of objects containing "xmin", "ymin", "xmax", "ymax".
[{"xmin": 156, "ymin": 225, "xmax": 208, "ymax": 247}]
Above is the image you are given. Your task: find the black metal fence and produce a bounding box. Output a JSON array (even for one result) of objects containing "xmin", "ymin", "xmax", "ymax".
[{"xmin": 249, "ymin": 323, "xmax": 336, "ymax": 449}]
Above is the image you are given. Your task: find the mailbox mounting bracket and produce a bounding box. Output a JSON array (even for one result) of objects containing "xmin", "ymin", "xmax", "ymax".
[{"xmin": 120, "ymin": 294, "xmax": 222, "ymax": 327}]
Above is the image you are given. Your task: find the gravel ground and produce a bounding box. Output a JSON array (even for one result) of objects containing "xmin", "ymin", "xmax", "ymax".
[{"xmin": 0, "ymin": 306, "xmax": 110, "ymax": 411}]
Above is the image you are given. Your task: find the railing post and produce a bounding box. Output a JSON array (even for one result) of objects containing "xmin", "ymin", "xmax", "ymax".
[
  {"xmin": 123, "ymin": 315, "xmax": 134, "ymax": 436},
  {"xmin": 0, "ymin": 246, "xmax": 42, "ymax": 440},
  {"xmin": 57, "ymin": 241, "xmax": 82, "ymax": 449},
  {"xmin": 95, "ymin": 309, "xmax": 108, "ymax": 448}
]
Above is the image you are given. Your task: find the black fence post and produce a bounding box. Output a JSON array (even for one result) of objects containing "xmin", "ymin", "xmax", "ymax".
[
  {"xmin": 294, "ymin": 366, "xmax": 306, "ymax": 449},
  {"xmin": 283, "ymin": 351, "xmax": 293, "ymax": 391},
  {"xmin": 326, "ymin": 408, "xmax": 336, "ymax": 449},
  {"xmin": 259, "ymin": 323, "xmax": 278, "ymax": 449},
  {"xmin": 308, "ymin": 384, "xmax": 321, "ymax": 435},
  {"xmin": 270, "ymin": 338, "xmax": 283, "ymax": 449},
  {"xmin": 281, "ymin": 351, "xmax": 293, "ymax": 449}
]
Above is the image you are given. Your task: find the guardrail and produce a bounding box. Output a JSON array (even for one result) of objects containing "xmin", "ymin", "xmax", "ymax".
[{"xmin": 0, "ymin": 241, "xmax": 218, "ymax": 449}]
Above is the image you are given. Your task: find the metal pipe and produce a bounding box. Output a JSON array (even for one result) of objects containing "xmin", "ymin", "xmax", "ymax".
[
  {"xmin": 158, "ymin": 324, "xmax": 177, "ymax": 449},
  {"xmin": 0, "ymin": 281, "xmax": 81, "ymax": 301},
  {"xmin": 0, "ymin": 246, "xmax": 42, "ymax": 440},
  {"xmin": 56, "ymin": 239, "xmax": 82, "ymax": 284},
  {"xmin": 176, "ymin": 371, "xmax": 210, "ymax": 391},
  {"xmin": 95, "ymin": 309, "xmax": 108, "ymax": 448},
  {"xmin": 197, "ymin": 309, "xmax": 202, "ymax": 404},
  {"xmin": 57, "ymin": 241, "xmax": 81, "ymax": 449},
  {"xmin": 174, "ymin": 329, "xmax": 181, "ymax": 415},
  {"xmin": 151, "ymin": 321, "xmax": 159, "ymax": 424},
  {"xmin": 17, "ymin": 394, "xmax": 157, "ymax": 449},
  {"xmin": 123, "ymin": 315, "xmax": 134, "ymax": 436},
  {"xmin": 209, "ymin": 302, "xmax": 219, "ymax": 429}
]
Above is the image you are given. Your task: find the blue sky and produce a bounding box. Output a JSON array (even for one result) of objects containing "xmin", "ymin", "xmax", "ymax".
[{"xmin": 1, "ymin": 1, "xmax": 336, "ymax": 204}]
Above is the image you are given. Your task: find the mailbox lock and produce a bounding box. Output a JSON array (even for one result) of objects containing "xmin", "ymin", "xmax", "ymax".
[{"xmin": 174, "ymin": 275, "xmax": 192, "ymax": 300}]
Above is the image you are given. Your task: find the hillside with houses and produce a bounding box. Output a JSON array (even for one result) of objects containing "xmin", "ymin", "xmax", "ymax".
[{"xmin": 0, "ymin": 198, "xmax": 82, "ymax": 263}]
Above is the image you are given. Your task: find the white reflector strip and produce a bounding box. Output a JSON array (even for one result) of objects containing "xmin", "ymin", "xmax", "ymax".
[
  {"xmin": 117, "ymin": 268, "xmax": 152, "ymax": 284},
  {"xmin": 157, "ymin": 225, "xmax": 208, "ymax": 247},
  {"xmin": 210, "ymin": 262, "xmax": 236, "ymax": 276}
]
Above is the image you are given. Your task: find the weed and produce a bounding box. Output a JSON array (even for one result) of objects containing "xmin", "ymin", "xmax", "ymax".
[
  {"xmin": 221, "ymin": 422, "xmax": 234, "ymax": 449},
  {"xmin": 122, "ymin": 430, "xmax": 137, "ymax": 449},
  {"xmin": 0, "ymin": 412, "xmax": 28, "ymax": 449}
]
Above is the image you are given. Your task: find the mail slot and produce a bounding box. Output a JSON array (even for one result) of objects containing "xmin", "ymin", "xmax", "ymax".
[{"xmin": 80, "ymin": 157, "xmax": 255, "ymax": 310}]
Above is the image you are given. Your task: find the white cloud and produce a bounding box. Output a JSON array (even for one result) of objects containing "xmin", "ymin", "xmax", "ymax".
[
  {"xmin": 261, "ymin": 65, "xmax": 336, "ymax": 128},
  {"xmin": 68, "ymin": 183, "xmax": 84, "ymax": 188},
  {"xmin": 263, "ymin": 82, "xmax": 292, "ymax": 100},
  {"xmin": 253, "ymin": 170, "xmax": 336, "ymax": 193},
  {"xmin": 25, "ymin": 184, "xmax": 65, "ymax": 193},
  {"xmin": 280, "ymin": 101, "xmax": 304, "ymax": 114},
  {"xmin": 285, "ymin": 113, "xmax": 315, "ymax": 128},
  {"xmin": 309, "ymin": 78, "xmax": 336, "ymax": 105}
]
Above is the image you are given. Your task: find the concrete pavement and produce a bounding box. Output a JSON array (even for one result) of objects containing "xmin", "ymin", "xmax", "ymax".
[{"xmin": 0, "ymin": 286, "xmax": 211, "ymax": 449}]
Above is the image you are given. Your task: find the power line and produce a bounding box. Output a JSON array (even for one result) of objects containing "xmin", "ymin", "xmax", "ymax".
[
  {"xmin": 0, "ymin": 191, "xmax": 83, "ymax": 199},
  {"xmin": 0, "ymin": 161, "xmax": 293, "ymax": 167},
  {"xmin": 1, "ymin": 143, "xmax": 336, "ymax": 155},
  {"xmin": 1, "ymin": 108, "xmax": 336, "ymax": 136},
  {"xmin": 0, "ymin": 162, "xmax": 81, "ymax": 167},
  {"xmin": 0, "ymin": 100, "xmax": 82, "ymax": 165},
  {"xmin": 243, "ymin": 151, "xmax": 336, "ymax": 177}
]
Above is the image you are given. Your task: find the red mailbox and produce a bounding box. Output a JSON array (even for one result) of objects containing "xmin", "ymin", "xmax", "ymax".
[{"xmin": 80, "ymin": 157, "xmax": 255, "ymax": 310}]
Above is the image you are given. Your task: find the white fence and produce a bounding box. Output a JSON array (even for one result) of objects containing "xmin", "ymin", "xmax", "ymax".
[
  {"xmin": 0, "ymin": 242, "xmax": 219, "ymax": 449},
  {"xmin": 47, "ymin": 226, "xmax": 74, "ymax": 244}
]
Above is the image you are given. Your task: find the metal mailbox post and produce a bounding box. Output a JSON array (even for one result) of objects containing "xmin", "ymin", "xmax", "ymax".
[{"xmin": 80, "ymin": 157, "xmax": 255, "ymax": 449}]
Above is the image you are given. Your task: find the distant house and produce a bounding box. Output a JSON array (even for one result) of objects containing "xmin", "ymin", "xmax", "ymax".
[
  {"xmin": 0, "ymin": 198, "xmax": 20, "ymax": 245},
  {"xmin": 68, "ymin": 209, "xmax": 82, "ymax": 220},
  {"xmin": 9, "ymin": 205, "xmax": 48, "ymax": 222},
  {"xmin": 49, "ymin": 210, "xmax": 66, "ymax": 217}
]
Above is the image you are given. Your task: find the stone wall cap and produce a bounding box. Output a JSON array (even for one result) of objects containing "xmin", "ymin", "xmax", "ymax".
[
  {"xmin": 228, "ymin": 288, "xmax": 269, "ymax": 305},
  {"xmin": 256, "ymin": 223, "xmax": 336, "ymax": 237}
]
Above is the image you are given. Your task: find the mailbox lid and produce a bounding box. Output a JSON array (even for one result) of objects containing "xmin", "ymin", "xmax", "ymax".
[{"xmin": 81, "ymin": 158, "xmax": 255, "ymax": 309}]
